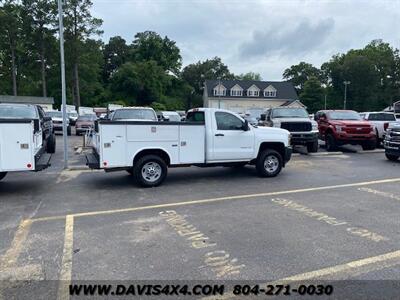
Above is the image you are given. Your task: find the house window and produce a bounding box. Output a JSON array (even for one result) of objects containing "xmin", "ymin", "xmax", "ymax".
[
  {"xmin": 231, "ymin": 89, "xmax": 243, "ymax": 96},
  {"xmin": 264, "ymin": 91, "xmax": 276, "ymax": 97},
  {"xmin": 213, "ymin": 88, "xmax": 226, "ymax": 96},
  {"xmin": 248, "ymin": 90, "xmax": 259, "ymax": 97}
]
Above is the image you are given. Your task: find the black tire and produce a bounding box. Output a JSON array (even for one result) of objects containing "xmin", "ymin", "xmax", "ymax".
[
  {"xmin": 67, "ymin": 126, "xmax": 71, "ymax": 136},
  {"xmin": 0, "ymin": 172, "xmax": 7, "ymax": 181},
  {"xmin": 307, "ymin": 140, "xmax": 319, "ymax": 153},
  {"xmin": 76, "ymin": 131, "xmax": 80, "ymax": 136},
  {"xmin": 375, "ymin": 129, "xmax": 381, "ymax": 148},
  {"xmin": 385, "ymin": 154, "xmax": 399, "ymax": 161},
  {"xmin": 362, "ymin": 141, "xmax": 376, "ymax": 151},
  {"xmin": 133, "ymin": 155, "xmax": 168, "ymax": 187},
  {"xmin": 325, "ymin": 134, "xmax": 337, "ymax": 152},
  {"xmin": 46, "ymin": 133, "xmax": 56, "ymax": 154},
  {"xmin": 256, "ymin": 149, "xmax": 283, "ymax": 177}
]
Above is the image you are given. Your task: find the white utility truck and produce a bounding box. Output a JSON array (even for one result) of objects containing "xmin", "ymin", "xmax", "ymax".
[
  {"xmin": 86, "ymin": 108, "xmax": 292, "ymax": 187},
  {"xmin": 0, "ymin": 103, "xmax": 56, "ymax": 181}
]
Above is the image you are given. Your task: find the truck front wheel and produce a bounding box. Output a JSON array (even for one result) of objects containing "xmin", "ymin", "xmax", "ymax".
[
  {"xmin": 385, "ymin": 154, "xmax": 399, "ymax": 161},
  {"xmin": 307, "ymin": 140, "xmax": 319, "ymax": 153},
  {"xmin": 133, "ymin": 155, "xmax": 168, "ymax": 187},
  {"xmin": 0, "ymin": 172, "xmax": 7, "ymax": 181},
  {"xmin": 256, "ymin": 149, "xmax": 282, "ymax": 177},
  {"xmin": 46, "ymin": 133, "xmax": 56, "ymax": 154},
  {"xmin": 325, "ymin": 134, "xmax": 337, "ymax": 151}
]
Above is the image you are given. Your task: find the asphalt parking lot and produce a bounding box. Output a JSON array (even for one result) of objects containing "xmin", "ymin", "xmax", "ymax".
[{"xmin": 1, "ymin": 134, "xmax": 400, "ymax": 298}]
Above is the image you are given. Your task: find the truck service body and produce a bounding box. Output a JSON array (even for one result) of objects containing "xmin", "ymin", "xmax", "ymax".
[
  {"xmin": 0, "ymin": 103, "xmax": 55, "ymax": 181},
  {"xmin": 86, "ymin": 108, "xmax": 292, "ymax": 186}
]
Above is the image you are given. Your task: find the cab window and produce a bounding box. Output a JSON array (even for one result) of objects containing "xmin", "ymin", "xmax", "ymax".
[
  {"xmin": 186, "ymin": 111, "xmax": 204, "ymax": 122},
  {"xmin": 215, "ymin": 112, "xmax": 243, "ymax": 130}
]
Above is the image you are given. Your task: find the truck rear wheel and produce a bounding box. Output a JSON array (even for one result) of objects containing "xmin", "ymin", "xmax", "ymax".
[
  {"xmin": 46, "ymin": 133, "xmax": 56, "ymax": 154},
  {"xmin": 67, "ymin": 126, "xmax": 72, "ymax": 136},
  {"xmin": 385, "ymin": 154, "xmax": 399, "ymax": 161},
  {"xmin": 307, "ymin": 140, "xmax": 319, "ymax": 153},
  {"xmin": 256, "ymin": 149, "xmax": 282, "ymax": 177},
  {"xmin": 362, "ymin": 141, "xmax": 376, "ymax": 151},
  {"xmin": 0, "ymin": 172, "xmax": 7, "ymax": 181},
  {"xmin": 133, "ymin": 155, "xmax": 167, "ymax": 187}
]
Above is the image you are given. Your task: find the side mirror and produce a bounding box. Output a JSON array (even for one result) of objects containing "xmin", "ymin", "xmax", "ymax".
[
  {"xmin": 320, "ymin": 116, "xmax": 326, "ymax": 121},
  {"xmin": 33, "ymin": 119, "xmax": 40, "ymax": 132},
  {"xmin": 242, "ymin": 120, "xmax": 249, "ymax": 131},
  {"xmin": 260, "ymin": 114, "xmax": 266, "ymax": 121},
  {"xmin": 43, "ymin": 116, "xmax": 52, "ymax": 122}
]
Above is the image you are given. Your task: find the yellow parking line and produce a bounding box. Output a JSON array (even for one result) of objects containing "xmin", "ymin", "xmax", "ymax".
[
  {"xmin": 28, "ymin": 176, "xmax": 400, "ymax": 222},
  {"xmin": 57, "ymin": 215, "xmax": 74, "ymax": 300},
  {"xmin": 0, "ymin": 219, "xmax": 32, "ymax": 269},
  {"xmin": 203, "ymin": 249, "xmax": 400, "ymax": 300}
]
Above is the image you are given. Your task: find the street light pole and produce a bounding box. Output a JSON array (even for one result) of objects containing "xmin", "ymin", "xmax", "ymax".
[
  {"xmin": 58, "ymin": 0, "xmax": 68, "ymax": 169},
  {"xmin": 343, "ymin": 81, "xmax": 351, "ymax": 109}
]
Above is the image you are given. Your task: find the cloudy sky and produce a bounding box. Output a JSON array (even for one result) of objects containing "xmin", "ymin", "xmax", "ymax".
[{"xmin": 92, "ymin": 0, "xmax": 400, "ymax": 80}]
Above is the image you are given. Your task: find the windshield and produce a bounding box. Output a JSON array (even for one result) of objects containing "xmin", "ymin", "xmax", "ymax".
[
  {"xmin": 68, "ymin": 113, "xmax": 78, "ymax": 118},
  {"xmin": 78, "ymin": 115, "xmax": 97, "ymax": 121},
  {"xmin": 47, "ymin": 111, "xmax": 63, "ymax": 118},
  {"xmin": 272, "ymin": 108, "xmax": 308, "ymax": 118},
  {"xmin": 163, "ymin": 112, "xmax": 181, "ymax": 121},
  {"xmin": 368, "ymin": 113, "xmax": 396, "ymax": 121},
  {"xmin": 328, "ymin": 111, "xmax": 362, "ymax": 120},
  {"xmin": 0, "ymin": 104, "xmax": 37, "ymax": 119},
  {"xmin": 112, "ymin": 109, "xmax": 156, "ymax": 121}
]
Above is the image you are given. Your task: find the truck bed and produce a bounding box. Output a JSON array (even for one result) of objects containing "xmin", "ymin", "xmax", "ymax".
[{"xmin": 93, "ymin": 120, "xmax": 206, "ymax": 168}]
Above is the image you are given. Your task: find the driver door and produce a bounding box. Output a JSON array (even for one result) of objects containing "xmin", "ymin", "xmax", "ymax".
[{"xmin": 212, "ymin": 111, "xmax": 254, "ymax": 161}]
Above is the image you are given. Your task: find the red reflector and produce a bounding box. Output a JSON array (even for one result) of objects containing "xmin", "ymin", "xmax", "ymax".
[
  {"xmin": 103, "ymin": 162, "xmax": 107, "ymax": 166},
  {"xmin": 27, "ymin": 163, "xmax": 32, "ymax": 168},
  {"xmin": 384, "ymin": 123, "xmax": 389, "ymax": 131}
]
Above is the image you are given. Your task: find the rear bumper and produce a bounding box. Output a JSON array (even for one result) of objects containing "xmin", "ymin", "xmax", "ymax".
[
  {"xmin": 291, "ymin": 132, "xmax": 318, "ymax": 145},
  {"xmin": 283, "ymin": 146, "xmax": 292, "ymax": 166}
]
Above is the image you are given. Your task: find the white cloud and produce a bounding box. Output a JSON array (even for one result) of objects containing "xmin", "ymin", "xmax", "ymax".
[{"xmin": 92, "ymin": 0, "xmax": 400, "ymax": 80}]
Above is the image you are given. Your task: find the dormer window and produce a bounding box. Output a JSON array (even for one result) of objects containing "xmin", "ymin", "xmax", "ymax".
[
  {"xmin": 264, "ymin": 85, "xmax": 277, "ymax": 97},
  {"xmin": 247, "ymin": 84, "xmax": 260, "ymax": 97},
  {"xmin": 213, "ymin": 84, "xmax": 226, "ymax": 96},
  {"xmin": 230, "ymin": 84, "xmax": 243, "ymax": 96}
]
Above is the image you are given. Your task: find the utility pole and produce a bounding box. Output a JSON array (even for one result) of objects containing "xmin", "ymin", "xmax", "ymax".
[
  {"xmin": 343, "ymin": 81, "xmax": 351, "ymax": 109},
  {"xmin": 218, "ymin": 78, "xmax": 221, "ymax": 109},
  {"xmin": 324, "ymin": 94, "xmax": 327, "ymax": 110},
  {"xmin": 58, "ymin": 0, "xmax": 68, "ymax": 169}
]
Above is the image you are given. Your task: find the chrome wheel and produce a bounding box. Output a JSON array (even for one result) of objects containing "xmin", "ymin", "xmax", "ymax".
[
  {"xmin": 141, "ymin": 162, "xmax": 162, "ymax": 183},
  {"xmin": 264, "ymin": 155, "xmax": 279, "ymax": 174}
]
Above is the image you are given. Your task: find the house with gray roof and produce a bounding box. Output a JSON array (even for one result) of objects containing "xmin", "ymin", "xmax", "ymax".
[
  {"xmin": 0, "ymin": 95, "xmax": 54, "ymax": 111},
  {"xmin": 203, "ymin": 79, "xmax": 304, "ymax": 117}
]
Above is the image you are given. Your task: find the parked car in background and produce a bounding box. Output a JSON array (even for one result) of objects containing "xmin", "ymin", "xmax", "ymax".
[
  {"xmin": 46, "ymin": 110, "xmax": 71, "ymax": 135},
  {"xmin": 0, "ymin": 103, "xmax": 55, "ymax": 181},
  {"xmin": 359, "ymin": 112, "xmax": 398, "ymax": 146},
  {"xmin": 384, "ymin": 123, "xmax": 400, "ymax": 161},
  {"xmin": 260, "ymin": 107, "xmax": 319, "ymax": 152},
  {"xmin": 242, "ymin": 114, "xmax": 259, "ymax": 126},
  {"xmin": 109, "ymin": 107, "xmax": 157, "ymax": 121},
  {"xmin": 315, "ymin": 110, "xmax": 376, "ymax": 151},
  {"xmin": 157, "ymin": 111, "xmax": 181, "ymax": 122},
  {"xmin": 68, "ymin": 112, "xmax": 79, "ymax": 125},
  {"xmin": 75, "ymin": 114, "xmax": 97, "ymax": 135},
  {"xmin": 177, "ymin": 110, "xmax": 186, "ymax": 121}
]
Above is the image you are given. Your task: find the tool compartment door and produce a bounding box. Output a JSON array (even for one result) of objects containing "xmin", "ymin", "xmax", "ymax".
[
  {"xmin": 179, "ymin": 125, "xmax": 205, "ymax": 163},
  {"xmin": 100, "ymin": 124, "xmax": 127, "ymax": 167},
  {"xmin": 0, "ymin": 123, "xmax": 34, "ymax": 171}
]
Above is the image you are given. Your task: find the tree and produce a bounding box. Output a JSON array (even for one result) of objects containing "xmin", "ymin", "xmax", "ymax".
[
  {"xmin": 63, "ymin": 0, "xmax": 103, "ymax": 107},
  {"xmin": 299, "ymin": 77, "xmax": 324, "ymax": 113},
  {"xmin": 110, "ymin": 61, "xmax": 169, "ymax": 105},
  {"xmin": 0, "ymin": 0, "xmax": 23, "ymax": 95},
  {"xmin": 130, "ymin": 31, "xmax": 181, "ymax": 74},
  {"xmin": 21, "ymin": 0, "xmax": 57, "ymax": 97},
  {"xmin": 181, "ymin": 57, "xmax": 235, "ymax": 94},
  {"xmin": 283, "ymin": 62, "xmax": 323, "ymax": 93},
  {"xmin": 103, "ymin": 36, "xmax": 130, "ymax": 83},
  {"xmin": 236, "ymin": 72, "xmax": 262, "ymax": 81}
]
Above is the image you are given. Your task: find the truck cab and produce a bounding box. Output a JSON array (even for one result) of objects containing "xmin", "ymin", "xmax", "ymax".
[
  {"xmin": 87, "ymin": 108, "xmax": 292, "ymax": 187},
  {"xmin": 0, "ymin": 103, "xmax": 55, "ymax": 181}
]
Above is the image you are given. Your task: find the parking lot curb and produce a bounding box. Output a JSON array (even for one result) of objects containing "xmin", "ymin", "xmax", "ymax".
[
  {"xmin": 358, "ymin": 149, "xmax": 385, "ymax": 154},
  {"xmin": 308, "ymin": 151, "xmax": 343, "ymax": 156}
]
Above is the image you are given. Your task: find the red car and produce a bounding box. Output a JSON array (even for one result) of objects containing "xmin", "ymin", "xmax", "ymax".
[{"xmin": 315, "ymin": 110, "xmax": 376, "ymax": 151}]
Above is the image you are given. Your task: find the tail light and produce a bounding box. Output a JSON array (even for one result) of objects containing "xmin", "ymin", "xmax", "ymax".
[{"xmin": 384, "ymin": 123, "xmax": 389, "ymax": 131}]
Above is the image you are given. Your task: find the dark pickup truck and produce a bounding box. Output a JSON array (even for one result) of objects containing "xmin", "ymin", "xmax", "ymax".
[{"xmin": 384, "ymin": 123, "xmax": 400, "ymax": 161}]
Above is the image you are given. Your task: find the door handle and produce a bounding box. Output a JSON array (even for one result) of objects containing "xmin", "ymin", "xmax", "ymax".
[{"xmin": 215, "ymin": 133, "xmax": 224, "ymax": 136}]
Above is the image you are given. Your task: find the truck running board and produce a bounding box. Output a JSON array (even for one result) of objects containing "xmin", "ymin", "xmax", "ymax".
[
  {"xmin": 35, "ymin": 153, "xmax": 52, "ymax": 171},
  {"xmin": 85, "ymin": 153, "xmax": 100, "ymax": 169}
]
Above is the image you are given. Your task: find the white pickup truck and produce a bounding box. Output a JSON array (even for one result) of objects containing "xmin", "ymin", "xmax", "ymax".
[
  {"xmin": 360, "ymin": 112, "xmax": 398, "ymax": 145},
  {"xmin": 86, "ymin": 108, "xmax": 292, "ymax": 187},
  {"xmin": 0, "ymin": 103, "xmax": 55, "ymax": 181}
]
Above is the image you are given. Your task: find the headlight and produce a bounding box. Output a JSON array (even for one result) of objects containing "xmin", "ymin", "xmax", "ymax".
[
  {"xmin": 312, "ymin": 123, "xmax": 318, "ymax": 131},
  {"xmin": 335, "ymin": 125, "xmax": 344, "ymax": 132}
]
